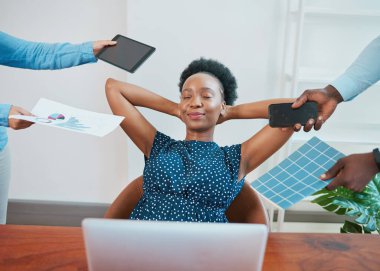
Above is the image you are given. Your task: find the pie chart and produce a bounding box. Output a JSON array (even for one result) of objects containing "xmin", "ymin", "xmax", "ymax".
[{"xmin": 48, "ymin": 113, "xmax": 65, "ymax": 120}]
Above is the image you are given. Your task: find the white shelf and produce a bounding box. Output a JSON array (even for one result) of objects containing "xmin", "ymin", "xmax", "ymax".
[{"xmin": 279, "ymin": 0, "xmax": 380, "ymax": 228}]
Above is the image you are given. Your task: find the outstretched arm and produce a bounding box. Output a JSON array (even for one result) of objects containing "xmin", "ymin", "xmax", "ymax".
[
  {"xmin": 218, "ymin": 98, "xmax": 294, "ymax": 123},
  {"xmin": 224, "ymin": 98, "xmax": 294, "ymax": 179},
  {"xmin": 0, "ymin": 31, "xmax": 116, "ymax": 69},
  {"xmin": 292, "ymin": 35, "xmax": 380, "ymax": 132},
  {"xmin": 105, "ymin": 78, "xmax": 178, "ymax": 157}
]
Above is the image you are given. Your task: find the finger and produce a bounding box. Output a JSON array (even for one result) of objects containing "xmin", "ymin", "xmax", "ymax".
[
  {"xmin": 97, "ymin": 40, "xmax": 117, "ymax": 46},
  {"xmin": 93, "ymin": 40, "xmax": 117, "ymax": 55},
  {"xmin": 103, "ymin": 40, "xmax": 117, "ymax": 46},
  {"xmin": 313, "ymin": 116, "xmax": 324, "ymax": 130},
  {"xmin": 292, "ymin": 94, "xmax": 308, "ymax": 109},
  {"xmin": 319, "ymin": 102, "xmax": 338, "ymax": 123},
  {"xmin": 9, "ymin": 120, "xmax": 33, "ymax": 130},
  {"xmin": 325, "ymin": 178, "xmax": 340, "ymax": 190},
  {"xmin": 303, "ymin": 119, "xmax": 314, "ymax": 132},
  {"xmin": 17, "ymin": 108, "xmax": 33, "ymax": 116},
  {"xmin": 355, "ymin": 184, "xmax": 366, "ymax": 193},
  {"xmin": 19, "ymin": 121, "xmax": 34, "ymax": 129},
  {"xmin": 321, "ymin": 160, "xmax": 343, "ymax": 181},
  {"xmin": 293, "ymin": 123, "xmax": 302, "ymax": 132}
]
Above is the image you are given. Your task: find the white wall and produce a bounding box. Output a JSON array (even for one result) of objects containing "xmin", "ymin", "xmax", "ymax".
[
  {"xmin": 283, "ymin": 0, "xmax": 380, "ymax": 151},
  {"xmin": 124, "ymin": 0, "xmax": 287, "ymax": 184},
  {"xmin": 0, "ymin": 0, "xmax": 287, "ymax": 203},
  {"xmin": 1, "ymin": 0, "xmax": 129, "ymax": 202}
]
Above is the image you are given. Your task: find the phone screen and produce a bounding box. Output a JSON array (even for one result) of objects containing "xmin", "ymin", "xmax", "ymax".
[
  {"xmin": 269, "ymin": 102, "xmax": 318, "ymax": 127},
  {"xmin": 97, "ymin": 34, "xmax": 155, "ymax": 73}
]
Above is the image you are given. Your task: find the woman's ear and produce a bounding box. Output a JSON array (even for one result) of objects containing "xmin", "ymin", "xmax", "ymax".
[{"xmin": 220, "ymin": 102, "xmax": 227, "ymax": 116}]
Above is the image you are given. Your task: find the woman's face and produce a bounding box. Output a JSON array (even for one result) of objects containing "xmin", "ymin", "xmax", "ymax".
[{"xmin": 179, "ymin": 72, "xmax": 225, "ymax": 132}]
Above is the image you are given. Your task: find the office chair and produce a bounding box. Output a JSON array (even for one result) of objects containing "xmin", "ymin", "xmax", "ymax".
[{"xmin": 104, "ymin": 176, "xmax": 269, "ymax": 227}]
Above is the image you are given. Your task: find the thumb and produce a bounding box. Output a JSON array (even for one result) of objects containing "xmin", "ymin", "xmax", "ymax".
[
  {"xmin": 320, "ymin": 160, "xmax": 344, "ymax": 190},
  {"xmin": 13, "ymin": 107, "xmax": 32, "ymax": 116},
  {"xmin": 104, "ymin": 40, "xmax": 117, "ymax": 46},
  {"xmin": 321, "ymin": 160, "xmax": 343, "ymax": 181},
  {"xmin": 292, "ymin": 94, "xmax": 308, "ymax": 109},
  {"xmin": 98, "ymin": 40, "xmax": 116, "ymax": 46},
  {"xmin": 18, "ymin": 108, "xmax": 33, "ymax": 116}
]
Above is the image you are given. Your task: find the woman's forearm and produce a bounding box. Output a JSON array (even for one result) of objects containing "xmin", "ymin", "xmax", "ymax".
[
  {"xmin": 241, "ymin": 125, "xmax": 294, "ymax": 175},
  {"xmin": 226, "ymin": 98, "xmax": 295, "ymax": 120},
  {"xmin": 105, "ymin": 78, "xmax": 179, "ymax": 117}
]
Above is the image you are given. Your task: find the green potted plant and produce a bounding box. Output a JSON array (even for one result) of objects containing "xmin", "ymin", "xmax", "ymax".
[{"xmin": 311, "ymin": 173, "xmax": 380, "ymax": 234}]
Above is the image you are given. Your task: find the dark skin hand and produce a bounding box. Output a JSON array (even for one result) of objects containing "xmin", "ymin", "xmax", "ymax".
[
  {"xmin": 292, "ymin": 85, "xmax": 379, "ymax": 192},
  {"xmin": 321, "ymin": 152, "xmax": 379, "ymax": 192},
  {"xmin": 291, "ymin": 85, "xmax": 343, "ymax": 132}
]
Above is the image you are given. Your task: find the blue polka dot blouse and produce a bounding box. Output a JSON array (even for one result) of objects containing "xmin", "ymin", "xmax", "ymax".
[{"xmin": 130, "ymin": 131, "xmax": 245, "ymax": 223}]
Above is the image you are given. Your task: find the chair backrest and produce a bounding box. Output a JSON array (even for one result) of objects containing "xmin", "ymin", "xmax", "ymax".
[
  {"xmin": 226, "ymin": 181, "xmax": 268, "ymax": 225},
  {"xmin": 104, "ymin": 176, "xmax": 268, "ymax": 227}
]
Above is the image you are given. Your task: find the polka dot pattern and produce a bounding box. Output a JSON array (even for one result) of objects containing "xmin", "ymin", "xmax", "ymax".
[{"xmin": 130, "ymin": 131, "xmax": 245, "ymax": 223}]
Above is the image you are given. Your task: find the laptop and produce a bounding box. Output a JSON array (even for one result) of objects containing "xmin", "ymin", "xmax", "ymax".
[{"xmin": 82, "ymin": 218, "xmax": 268, "ymax": 271}]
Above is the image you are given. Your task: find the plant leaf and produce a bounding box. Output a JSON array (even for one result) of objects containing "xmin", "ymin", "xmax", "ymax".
[
  {"xmin": 346, "ymin": 209, "xmax": 361, "ymax": 216},
  {"xmin": 312, "ymin": 173, "xmax": 380, "ymax": 234},
  {"xmin": 355, "ymin": 213, "xmax": 369, "ymax": 224},
  {"xmin": 340, "ymin": 227, "xmax": 347, "ymax": 233},
  {"xmin": 342, "ymin": 220, "xmax": 362, "ymax": 233},
  {"xmin": 311, "ymin": 194, "xmax": 333, "ymax": 204},
  {"xmin": 365, "ymin": 216, "xmax": 376, "ymax": 232}
]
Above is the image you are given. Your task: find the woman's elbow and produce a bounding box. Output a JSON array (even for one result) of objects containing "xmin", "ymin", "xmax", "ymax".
[{"xmin": 105, "ymin": 77, "xmax": 122, "ymax": 95}]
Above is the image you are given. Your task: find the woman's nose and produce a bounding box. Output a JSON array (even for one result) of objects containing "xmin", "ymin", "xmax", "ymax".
[{"xmin": 190, "ymin": 96, "xmax": 202, "ymax": 107}]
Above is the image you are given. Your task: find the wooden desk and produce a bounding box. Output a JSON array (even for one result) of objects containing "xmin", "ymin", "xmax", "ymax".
[{"xmin": 1, "ymin": 225, "xmax": 379, "ymax": 270}]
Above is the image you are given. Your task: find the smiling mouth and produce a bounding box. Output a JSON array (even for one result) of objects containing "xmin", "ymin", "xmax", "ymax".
[{"xmin": 188, "ymin": 113, "xmax": 204, "ymax": 120}]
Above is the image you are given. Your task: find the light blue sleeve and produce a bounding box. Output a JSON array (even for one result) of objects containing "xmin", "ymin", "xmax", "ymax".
[
  {"xmin": 0, "ymin": 31, "xmax": 97, "ymax": 70},
  {"xmin": 331, "ymin": 35, "xmax": 380, "ymax": 101},
  {"xmin": 0, "ymin": 104, "xmax": 11, "ymax": 127}
]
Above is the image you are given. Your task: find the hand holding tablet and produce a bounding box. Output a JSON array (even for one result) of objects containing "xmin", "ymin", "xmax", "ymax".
[{"xmin": 96, "ymin": 34, "xmax": 155, "ymax": 73}]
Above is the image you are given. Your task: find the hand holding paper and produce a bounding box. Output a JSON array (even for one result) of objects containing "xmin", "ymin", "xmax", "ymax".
[
  {"xmin": 9, "ymin": 98, "xmax": 124, "ymax": 137},
  {"xmin": 8, "ymin": 105, "xmax": 35, "ymax": 130}
]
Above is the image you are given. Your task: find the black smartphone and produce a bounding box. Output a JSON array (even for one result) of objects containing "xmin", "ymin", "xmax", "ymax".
[
  {"xmin": 96, "ymin": 34, "xmax": 155, "ymax": 73},
  {"xmin": 268, "ymin": 102, "xmax": 318, "ymax": 128}
]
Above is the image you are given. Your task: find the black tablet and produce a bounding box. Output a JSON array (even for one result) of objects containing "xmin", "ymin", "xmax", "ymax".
[{"xmin": 96, "ymin": 34, "xmax": 155, "ymax": 73}]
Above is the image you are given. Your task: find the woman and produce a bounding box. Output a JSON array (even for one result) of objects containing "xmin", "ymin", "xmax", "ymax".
[{"xmin": 106, "ymin": 58, "xmax": 293, "ymax": 222}]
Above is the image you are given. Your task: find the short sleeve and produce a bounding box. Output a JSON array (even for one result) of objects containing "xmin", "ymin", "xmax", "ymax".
[
  {"xmin": 148, "ymin": 131, "xmax": 174, "ymax": 160},
  {"xmin": 221, "ymin": 144, "xmax": 242, "ymax": 182}
]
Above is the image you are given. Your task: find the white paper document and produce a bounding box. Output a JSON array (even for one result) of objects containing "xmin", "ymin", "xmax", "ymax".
[{"xmin": 9, "ymin": 98, "xmax": 124, "ymax": 137}]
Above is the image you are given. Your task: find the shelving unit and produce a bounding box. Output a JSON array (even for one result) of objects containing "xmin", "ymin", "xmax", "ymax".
[{"xmin": 266, "ymin": 0, "xmax": 380, "ymax": 232}]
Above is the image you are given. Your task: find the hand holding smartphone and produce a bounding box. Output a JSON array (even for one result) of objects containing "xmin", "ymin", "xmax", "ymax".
[{"xmin": 269, "ymin": 102, "xmax": 318, "ymax": 128}]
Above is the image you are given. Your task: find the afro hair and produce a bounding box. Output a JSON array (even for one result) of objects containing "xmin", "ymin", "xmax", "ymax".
[{"xmin": 178, "ymin": 58, "xmax": 238, "ymax": 105}]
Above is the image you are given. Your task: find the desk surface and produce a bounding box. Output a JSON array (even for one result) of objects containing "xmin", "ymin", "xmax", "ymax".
[{"xmin": 1, "ymin": 224, "xmax": 379, "ymax": 271}]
